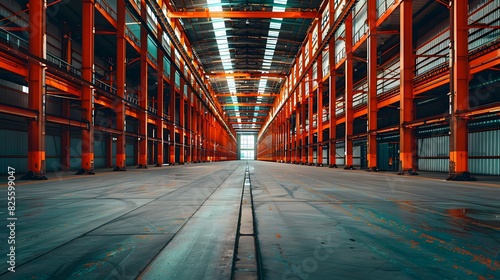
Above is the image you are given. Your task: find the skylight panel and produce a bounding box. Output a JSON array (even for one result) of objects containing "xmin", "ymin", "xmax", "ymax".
[{"xmin": 268, "ymin": 30, "xmax": 280, "ymax": 37}]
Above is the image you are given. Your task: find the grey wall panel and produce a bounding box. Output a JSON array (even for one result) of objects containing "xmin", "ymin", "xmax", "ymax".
[
  {"xmin": 70, "ymin": 138, "xmax": 82, "ymax": 170},
  {"xmin": 418, "ymin": 159, "xmax": 448, "ymax": 172},
  {"xmin": 0, "ymin": 159, "xmax": 27, "ymax": 175},
  {"xmin": 336, "ymin": 146, "xmax": 345, "ymax": 165},
  {"xmin": 112, "ymin": 142, "xmax": 116, "ymax": 167},
  {"xmin": 469, "ymin": 159, "xmax": 500, "ymax": 176},
  {"xmin": 126, "ymin": 142, "xmax": 135, "ymax": 166},
  {"xmin": 469, "ymin": 130, "xmax": 500, "ymax": 156},
  {"xmin": 418, "ymin": 136, "xmax": 449, "ymax": 157}
]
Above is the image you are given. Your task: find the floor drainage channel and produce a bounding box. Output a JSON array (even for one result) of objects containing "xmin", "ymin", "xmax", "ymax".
[{"xmin": 232, "ymin": 163, "xmax": 262, "ymax": 280}]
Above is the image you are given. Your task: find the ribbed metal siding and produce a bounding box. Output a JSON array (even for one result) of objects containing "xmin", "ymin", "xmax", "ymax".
[
  {"xmin": 94, "ymin": 140, "xmax": 106, "ymax": 168},
  {"xmin": 126, "ymin": 137, "xmax": 136, "ymax": 166},
  {"xmin": 377, "ymin": 0, "xmax": 397, "ymax": 17},
  {"xmin": 111, "ymin": 141, "xmax": 117, "ymax": 167},
  {"xmin": 0, "ymin": 129, "xmax": 27, "ymax": 174},
  {"xmin": 418, "ymin": 136, "xmax": 449, "ymax": 172},
  {"xmin": 415, "ymin": 20, "xmax": 449, "ymax": 76},
  {"xmin": 418, "ymin": 158, "xmax": 449, "ymax": 172},
  {"xmin": 377, "ymin": 60, "xmax": 399, "ymax": 95},
  {"xmin": 336, "ymin": 146, "xmax": 345, "ymax": 165},
  {"xmin": 469, "ymin": 130, "xmax": 500, "ymax": 175},
  {"xmin": 70, "ymin": 138, "xmax": 82, "ymax": 170},
  {"xmin": 353, "ymin": 146, "xmax": 361, "ymax": 166},
  {"xmin": 353, "ymin": 0, "xmax": 367, "ymax": 44},
  {"xmin": 469, "ymin": 0, "xmax": 500, "ymax": 51},
  {"xmin": 0, "ymin": 79, "xmax": 28, "ymax": 108},
  {"xmin": 45, "ymin": 135, "xmax": 61, "ymax": 173}
]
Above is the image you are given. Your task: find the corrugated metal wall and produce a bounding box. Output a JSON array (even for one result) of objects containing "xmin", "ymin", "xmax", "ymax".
[
  {"xmin": 126, "ymin": 137, "xmax": 136, "ymax": 166},
  {"xmin": 469, "ymin": 130, "xmax": 500, "ymax": 175},
  {"xmin": 70, "ymin": 138, "xmax": 82, "ymax": 170},
  {"xmin": 0, "ymin": 129, "xmax": 28, "ymax": 174},
  {"xmin": 94, "ymin": 139, "xmax": 106, "ymax": 168},
  {"xmin": 418, "ymin": 136, "xmax": 449, "ymax": 172},
  {"xmin": 336, "ymin": 146, "xmax": 345, "ymax": 165},
  {"xmin": 353, "ymin": 0, "xmax": 367, "ymax": 44},
  {"xmin": 415, "ymin": 19, "xmax": 449, "ymax": 76},
  {"xmin": 45, "ymin": 135, "xmax": 61, "ymax": 173},
  {"xmin": 417, "ymin": 130, "xmax": 500, "ymax": 175},
  {"xmin": 469, "ymin": 0, "xmax": 500, "ymax": 51}
]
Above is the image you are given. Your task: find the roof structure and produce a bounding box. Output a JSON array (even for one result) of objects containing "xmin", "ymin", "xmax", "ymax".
[{"xmin": 169, "ymin": 0, "xmax": 322, "ymax": 131}]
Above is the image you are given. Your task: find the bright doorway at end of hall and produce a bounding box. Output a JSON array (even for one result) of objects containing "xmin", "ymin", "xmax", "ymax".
[{"xmin": 240, "ymin": 134, "xmax": 255, "ymax": 160}]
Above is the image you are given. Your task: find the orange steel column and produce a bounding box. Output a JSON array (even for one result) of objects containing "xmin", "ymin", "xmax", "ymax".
[
  {"xmin": 308, "ymin": 68, "xmax": 314, "ymax": 165},
  {"xmin": 367, "ymin": 0, "xmax": 378, "ymax": 170},
  {"xmin": 115, "ymin": 0, "xmax": 127, "ymax": 171},
  {"xmin": 179, "ymin": 67, "xmax": 185, "ymax": 164},
  {"xmin": 80, "ymin": 0, "xmax": 95, "ymax": 175},
  {"xmin": 156, "ymin": 48, "xmax": 164, "ymax": 166},
  {"xmin": 399, "ymin": 0, "xmax": 416, "ymax": 174},
  {"xmin": 328, "ymin": 39, "xmax": 337, "ymax": 167},
  {"xmin": 138, "ymin": 0, "xmax": 148, "ymax": 168},
  {"xmin": 26, "ymin": 0, "xmax": 47, "ymax": 179},
  {"xmin": 317, "ymin": 55, "xmax": 324, "ymax": 166},
  {"xmin": 344, "ymin": 14, "xmax": 354, "ymax": 168},
  {"xmin": 301, "ymin": 79, "xmax": 307, "ymax": 164},
  {"xmin": 448, "ymin": 0, "xmax": 471, "ymax": 179},
  {"xmin": 187, "ymin": 90, "xmax": 192, "ymax": 163},
  {"xmin": 287, "ymin": 101, "xmax": 292, "ymax": 162},
  {"xmin": 169, "ymin": 57, "xmax": 176, "ymax": 164}
]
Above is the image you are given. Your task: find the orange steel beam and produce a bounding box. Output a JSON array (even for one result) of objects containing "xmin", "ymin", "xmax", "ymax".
[
  {"xmin": 367, "ymin": 0, "xmax": 378, "ymax": 169},
  {"xmin": 27, "ymin": 0, "xmax": 46, "ymax": 176},
  {"xmin": 0, "ymin": 104, "xmax": 37, "ymax": 119},
  {"xmin": 0, "ymin": 55, "xmax": 27, "ymax": 77},
  {"xmin": 46, "ymin": 75, "xmax": 80, "ymax": 96},
  {"xmin": 216, "ymin": 93, "xmax": 278, "ymax": 97},
  {"xmin": 208, "ymin": 72, "xmax": 285, "ymax": 78},
  {"xmin": 400, "ymin": 0, "xmax": 416, "ymax": 172},
  {"xmin": 167, "ymin": 10, "xmax": 318, "ymax": 19},
  {"xmin": 449, "ymin": 0, "xmax": 470, "ymax": 175},
  {"xmin": 228, "ymin": 121, "xmax": 265, "ymax": 124},
  {"xmin": 221, "ymin": 103, "xmax": 273, "ymax": 107}
]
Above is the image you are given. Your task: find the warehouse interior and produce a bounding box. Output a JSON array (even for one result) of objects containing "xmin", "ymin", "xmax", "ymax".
[{"xmin": 0, "ymin": 0, "xmax": 499, "ymax": 279}]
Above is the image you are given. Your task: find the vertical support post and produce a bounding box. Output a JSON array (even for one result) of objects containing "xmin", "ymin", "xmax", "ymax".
[
  {"xmin": 26, "ymin": 0, "xmax": 47, "ymax": 179},
  {"xmin": 138, "ymin": 0, "xmax": 148, "ymax": 168},
  {"xmin": 399, "ymin": 0, "xmax": 417, "ymax": 175},
  {"xmin": 169, "ymin": 58, "xmax": 176, "ymax": 164},
  {"xmin": 308, "ymin": 68, "xmax": 314, "ymax": 165},
  {"xmin": 301, "ymin": 78, "xmax": 307, "ymax": 164},
  {"xmin": 448, "ymin": 0, "xmax": 472, "ymax": 180},
  {"xmin": 344, "ymin": 14, "xmax": 354, "ymax": 169},
  {"xmin": 80, "ymin": 0, "xmax": 95, "ymax": 175},
  {"xmin": 115, "ymin": 0, "xmax": 126, "ymax": 171},
  {"xmin": 179, "ymin": 65, "xmax": 185, "ymax": 164},
  {"xmin": 329, "ymin": 34, "xmax": 337, "ymax": 168},
  {"xmin": 156, "ymin": 45, "xmax": 164, "ymax": 167},
  {"xmin": 367, "ymin": 0, "xmax": 378, "ymax": 170},
  {"xmin": 317, "ymin": 54, "xmax": 324, "ymax": 166}
]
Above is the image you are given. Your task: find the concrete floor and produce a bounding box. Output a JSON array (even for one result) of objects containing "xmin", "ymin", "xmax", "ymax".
[{"xmin": 0, "ymin": 161, "xmax": 499, "ymax": 279}]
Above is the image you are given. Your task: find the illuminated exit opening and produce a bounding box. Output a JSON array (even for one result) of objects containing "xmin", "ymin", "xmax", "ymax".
[{"xmin": 240, "ymin": 135, "xmax": 255, "ymax": 160}]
